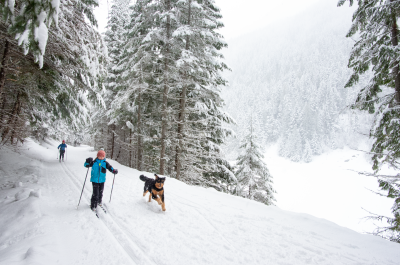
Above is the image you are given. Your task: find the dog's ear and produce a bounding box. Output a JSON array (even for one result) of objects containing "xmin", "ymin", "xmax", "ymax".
[{"xmin": 154, "ymin": 174, "xmax": 159, "ymax": 179}]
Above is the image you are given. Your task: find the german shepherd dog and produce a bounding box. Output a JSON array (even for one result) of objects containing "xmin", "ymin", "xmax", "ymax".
[{"xmin": 139, "ymin": 174, "xmax": 166, "ymax": 211}]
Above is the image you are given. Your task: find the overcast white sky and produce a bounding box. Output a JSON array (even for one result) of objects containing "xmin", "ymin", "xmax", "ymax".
[{"xmin": 94, "ymin": 0, "xmax": 321, "ymax": 40}]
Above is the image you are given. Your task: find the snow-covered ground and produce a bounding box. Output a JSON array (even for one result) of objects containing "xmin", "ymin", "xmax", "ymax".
[
  {"xmin": 0, "ymin": 139, "xmax": 399, "ymax": 265},
  {"xmin": 266, "ymin": 143, "xmax": 394, "ymax": 234}
]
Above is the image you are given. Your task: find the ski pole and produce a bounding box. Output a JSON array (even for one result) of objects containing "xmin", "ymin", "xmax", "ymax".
[
  {"xmin": 77, "ymin": 167, "xmax": 90, "ymax": 209},
  {"xmin": 109, "ymin": 173, "xmax": 116, "ymax": 203}
]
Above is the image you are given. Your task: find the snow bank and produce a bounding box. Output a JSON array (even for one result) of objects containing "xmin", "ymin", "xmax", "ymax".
[{"xmin": 267, "ymin": 143, "xmax": 395, "ymax": 234}]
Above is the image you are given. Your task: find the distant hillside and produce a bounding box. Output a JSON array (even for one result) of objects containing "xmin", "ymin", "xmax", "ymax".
[{"xmin": 222, "ymin": 0, "xmax": 372, "ymax": 161}]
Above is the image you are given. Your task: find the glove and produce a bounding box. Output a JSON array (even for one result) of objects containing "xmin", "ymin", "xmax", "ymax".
[
  {"xmin": 112, "ymin": 169, "xmax": 118, "ymax": 174},
  {"xmin": 85, "ymin": 157, "xmax": 93, "ymax": 167}
]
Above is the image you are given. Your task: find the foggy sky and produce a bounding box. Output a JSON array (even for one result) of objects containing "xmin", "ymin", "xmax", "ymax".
[{"xmin": 93, "ymin": 0, "xmax": 321, "ymax": 40}]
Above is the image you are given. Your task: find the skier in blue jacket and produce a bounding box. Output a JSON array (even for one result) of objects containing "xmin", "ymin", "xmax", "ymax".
[
  {"xmin": 84, "ymin": 150, "xmax": 118, "ymax": 211},
  {"xmin": 57, "ymin": 140, "xmax": 67, "ymax": 162}
]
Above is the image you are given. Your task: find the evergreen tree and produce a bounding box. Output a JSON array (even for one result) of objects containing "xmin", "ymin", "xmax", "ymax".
[
  {"xmin": 235, "ymin": 113, "xmax": 276, "ymax": 205},
  {"xmin": 339, "ymin": 0, "xmax": 400, "ymax": 242},
  {"xmin": 0, "ymin": 0, "xmax": 106, "ymax": 145},
  {"xmin": 173, "ymin": 0, "xmax": 234, "ymax": 186}
]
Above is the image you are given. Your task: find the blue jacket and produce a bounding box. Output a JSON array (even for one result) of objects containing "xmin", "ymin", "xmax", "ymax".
[
  {"xmin": 84, "ymin": 158, "xmax": 114, "ymax": 183},
  {"xmin": 58, "ymin": 144, "xmax": 67, "ymax": 150}
]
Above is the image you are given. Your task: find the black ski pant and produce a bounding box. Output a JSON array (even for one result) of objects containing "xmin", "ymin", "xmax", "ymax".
[
  {"xmin": 91, "ymin": 182, "xmax": 105, "ymax": 208},
  {"xmin": 59, "ymin": 150, "xmax": 65, "ymax": 160}
]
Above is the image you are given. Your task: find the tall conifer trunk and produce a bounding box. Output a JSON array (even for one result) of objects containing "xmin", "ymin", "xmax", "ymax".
[
  {"xmin": 129, "ymin": 121, "xmax": 133, "ymax": 168},
  {"xmin": 0, "ymin": 39, "xmax": 10, "ymax": 104},
  {"xmin": 0, "ymin": 92, "xmax": 7, "ymax": 129},
  {"xmin": 10, "ymin": 98, "xmax": 22, "ymax": 145},
  {"xmin": 2, "ymin": 92, "xmax": 20, "ymax": 142},
  {"xmin": 111, "ymin": 124, "xmax": 115, "ymax": 159},
  {"xmin": 160, "ymin": 0, "xmax": 171, "ymax": 175},
  {"xmin": 137, "ymin": 84, "xmax": 143, "ymax": 171},
  {"xmin": 176, "ymin": 0, "xmax": 191, "ymax": 180}
]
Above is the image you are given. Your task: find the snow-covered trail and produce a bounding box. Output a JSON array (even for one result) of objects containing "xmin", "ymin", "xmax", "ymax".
[{"xmin": 0, "ymin": 140, "xmax": 399, "ymax": 265}]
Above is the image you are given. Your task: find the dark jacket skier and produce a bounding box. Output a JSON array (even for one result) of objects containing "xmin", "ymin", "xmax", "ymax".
[
  {"xmin": 84, "ymin": 150, "xmax": 118, "ymax": 211},
  {"xmin": 57, "ymin": 140, "xmax": 67, "ymax": 161}
]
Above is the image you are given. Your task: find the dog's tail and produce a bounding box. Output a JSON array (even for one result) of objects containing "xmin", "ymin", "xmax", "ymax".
[{"xmin": 140, "ymin": 175, "xmax": 150, "ymax": 182}]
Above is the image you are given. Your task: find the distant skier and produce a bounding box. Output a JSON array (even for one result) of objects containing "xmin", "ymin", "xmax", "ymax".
[
  {"xmin": 84, "ymin": 150, "xmax": 118, "ymax": 211},
  {"xmin": 57, "ymin": 140, "xmax": 67, "ymax": 162}
]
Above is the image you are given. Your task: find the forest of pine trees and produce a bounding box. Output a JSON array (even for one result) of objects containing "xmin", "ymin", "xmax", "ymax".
[
  {"xmin": 92, "ymin": 0, "xmax": 239, "ymax": 192},
  {"xmin": 222, "ymin": 1, "xmax": 373, "ymax": 162},
  {"xmin": 3, "ymin": 0, "xmax": 400, "ymax": 223},
  {"xmin": 0, "ymin": 0, "xmax": 275, "ymax": 206}
]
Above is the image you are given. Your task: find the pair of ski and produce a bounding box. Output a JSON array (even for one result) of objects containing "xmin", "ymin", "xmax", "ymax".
[
  {"xmin": 92, "ymin": 204, "xmax": 107, "ymax": 218},
  {"xmin": 77, "ymin": 167, "xmax": 116, "ymax": 219}
]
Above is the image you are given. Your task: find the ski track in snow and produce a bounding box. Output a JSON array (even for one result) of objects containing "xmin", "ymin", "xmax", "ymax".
[
  {"xmin": 47, "ymin": 153, "xmax": 134, "ymax": 265},
  {"xmin": 0, "ymin": 139, "xmax": 400, "ymax": 265},
  {"xmin": 63, "ymin": 161, "xmax": 157, "ymax": 265},
  {"xmin": 59, "ymin": 161, "xmax": 156, "ymax": 265}
]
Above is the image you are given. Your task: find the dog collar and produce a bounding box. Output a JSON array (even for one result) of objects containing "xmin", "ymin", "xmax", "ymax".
[{"xmin": 153, "ymin": 186, "xmax": 163, "ymax": 192}]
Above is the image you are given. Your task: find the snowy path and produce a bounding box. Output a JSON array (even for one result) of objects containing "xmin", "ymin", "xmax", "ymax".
[
  {"xmin": 59, "ymin": 158, "xmax": 157, "ymax": 265},
  {"xmin": 0, "ymin": 140, "xmax": 399, "ymax": 265}
]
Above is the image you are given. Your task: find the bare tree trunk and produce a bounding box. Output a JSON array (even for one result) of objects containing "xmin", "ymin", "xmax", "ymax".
[
  {"xmin": 10, "ymin": 99, "xmax": 22, "ymax": 144},
  {"xmin": 175, "ymin": 0, "xmax": 191, "ymax": 180},
  {"xmin": 0, "ymin": 92, "xmax": 7, "ymax": 129},
  {"xmin": 2, "ymin": 92, "xmax": 20, "ymax": 143},
  {"xmin": 160, "ymin": 0, "xmax": 171, "ymax": 175},
  {"xmin": 106, "ymin": 127, "xmax": 109, "ymax": 152},
  {"xmin": 110, "ymin": 124, "xmax": 115, "ymax": 159},
  {"xmin": 391, "ymin": 0, "xmax": 400, "ymax": 103},
  {"xmin": 116, "ymin": 148, "xmax": 121, "ymax": 160},
  {"xmin": 129, "ymin": 124, "xmax": 132, "ymax": 168},
  {"xmin": 137, "ymin": 88, "xmax": 143, "ymax": 171},
  {"xmin": 176, "ymin": 86, "xmax": 187, "ymax": 180},
  {"xmin": 168, "ymin": 160, "xmax": 172, "ymax": 175},
  {"xmin": 103, "ymin": 120, "xmax": 108, "ymax": 151},
  {"xmin": 0, "ymin": 39, "xmax": 10, "ymax": 105}
]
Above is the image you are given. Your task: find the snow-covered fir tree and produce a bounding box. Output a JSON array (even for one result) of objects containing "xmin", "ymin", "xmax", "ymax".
[
  {"xmin": 0, "ymin": 0, "xmax": 106, "ymax": 145},
  {"xmin": 339, "ymin": 0, "xmax": 400, "ymax": 243},
  {"xmin": 235, "ymin": 112, "xmax": 276, "ymax": 205},
  {"xmin": 172, "ymin": 0, "xmax": 234, "ymax": 186}
]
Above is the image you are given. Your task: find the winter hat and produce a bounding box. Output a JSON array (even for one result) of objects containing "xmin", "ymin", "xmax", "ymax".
[
  {"xmin": 62, "ymin": 140, "xmax": 65, "ymax": 143},
  {"xmin": 97, "ymin": 150, "xmax": 106, "ymax": 158}
]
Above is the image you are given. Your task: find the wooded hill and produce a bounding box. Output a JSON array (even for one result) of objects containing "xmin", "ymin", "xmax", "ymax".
[{"xmin": 222, "ymin": 0, "xmax": 372, "ymax": 162}]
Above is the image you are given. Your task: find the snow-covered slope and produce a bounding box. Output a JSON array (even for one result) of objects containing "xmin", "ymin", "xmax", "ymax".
[
  {"xmin": 0, "ymin": 140, "xmax": 399, "ymax": 265},
  {"xmin": 265, "ymin": 143, "xmax": 394, "ymax": 234}
]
